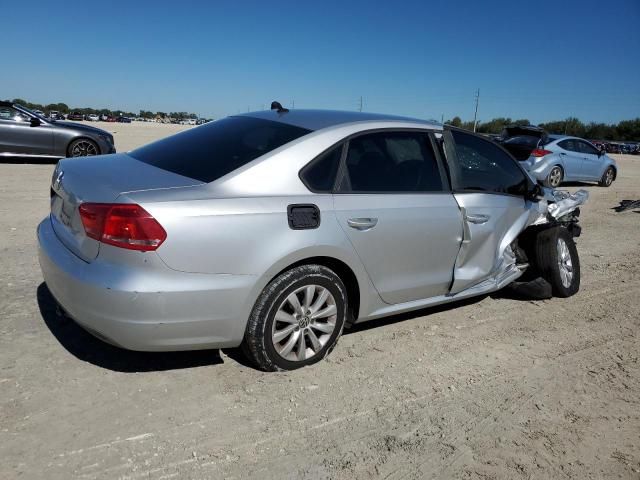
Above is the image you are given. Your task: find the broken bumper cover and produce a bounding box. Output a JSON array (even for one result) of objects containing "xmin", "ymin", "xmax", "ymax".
[{"xmin": 37, "ymin": 218, "xmax": 254, "ymax": 351}]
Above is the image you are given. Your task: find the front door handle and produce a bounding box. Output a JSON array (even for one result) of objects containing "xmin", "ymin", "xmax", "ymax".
[
  {"xmin": 347, "ymin": 217, "xmax": 378, "ymax": 230},
  {"xmin": 560, "ymin": 152, "xmax": 567, "ymax": 155},
  {"xmin": 465, "ymin": 214, "xmax": 490, "ymax": 224}
]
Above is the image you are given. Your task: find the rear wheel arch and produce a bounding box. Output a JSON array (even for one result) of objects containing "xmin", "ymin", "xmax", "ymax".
[
  {"xmin": 271, "ymin": 256, "xmax": 361, "ymax": 324},
  {"xmin": 546, "ymin": 164, "xmax": 564, "ymax": 187}
]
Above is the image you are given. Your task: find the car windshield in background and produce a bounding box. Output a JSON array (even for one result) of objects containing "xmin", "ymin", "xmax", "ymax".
[{"xmin": 129, "ymin": 117, "xmax": 312, "ymax": 182}]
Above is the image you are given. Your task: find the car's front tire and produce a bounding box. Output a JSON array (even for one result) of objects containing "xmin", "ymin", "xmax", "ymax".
[
  {"xmin": 243, "ymin": 264, "xmax": 347, "ymax": 371},
  {"xmin": 68, "ymin": 138, "xmax": 99, "ymax": 157},
  {"xmin": 535, "ymin": 227, "xmax": 580, "ymax": 297},
  {"xmin": 598, "ymin": 166, "xmax": 615, "ymax": 187}
]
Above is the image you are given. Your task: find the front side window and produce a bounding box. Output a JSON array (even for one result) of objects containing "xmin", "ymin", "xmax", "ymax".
[
  {"xmin": 577, "ymin": 141, "xmax": 599, "ymax": 155},
  {"xmin": 129, "ymin": 117, "xmax": 311, "ymax": 183},
  {"xmin": 450, "ymin": 130, "xmax": 527, "ymax": 195},
  {"xmin": 338, "ymin": 131, "xmax": 443, "ymax": 193}
]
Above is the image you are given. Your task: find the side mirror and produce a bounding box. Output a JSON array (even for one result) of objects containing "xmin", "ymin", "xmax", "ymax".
[
  {"xmin": 30, "ymin": 117, "xmax": 41, "ymax": 127},
  {"xmin": 598, "ymin": 149, "xmax": 605, "ymax": 157}
]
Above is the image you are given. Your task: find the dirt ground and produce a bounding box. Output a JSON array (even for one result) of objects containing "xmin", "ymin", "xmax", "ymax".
[{"xmin": 1, "ymin": 123, "xmax": 638, "ymax": 479}]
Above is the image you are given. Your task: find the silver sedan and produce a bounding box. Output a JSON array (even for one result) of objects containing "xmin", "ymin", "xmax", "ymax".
[{"xmin": 38, "ymin": 105, "xmax": 586, "ymax": 370}]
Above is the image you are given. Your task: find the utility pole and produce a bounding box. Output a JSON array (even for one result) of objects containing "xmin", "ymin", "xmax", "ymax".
[
  {"xmin": 359, "ymin": 96, "xmax": 363, "ymax": 112},
  {"xmin": 292, "ymin": 100, "xmax": 295, "ymax": 109},
  {"xmin": 441, "ymin": 113, "xmax": 444, "ymax": 124},
  {"xmin": 473, "ymin": 88, "xmax": 480, "ymax": 132}
]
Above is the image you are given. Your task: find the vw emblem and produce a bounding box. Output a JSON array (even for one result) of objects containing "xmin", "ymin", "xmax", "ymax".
[{"xmin": 53, "ymin": 169, "xmax": 64, "ymax": 190}]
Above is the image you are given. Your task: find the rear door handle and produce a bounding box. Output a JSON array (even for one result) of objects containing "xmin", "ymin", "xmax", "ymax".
[
  {"xmin": 465, "ymin": 214, "xmax": 490, "ymax": 224},
  {"xmin": 347, "ymin": 217, "xmax": 378, "ymax": 230}
]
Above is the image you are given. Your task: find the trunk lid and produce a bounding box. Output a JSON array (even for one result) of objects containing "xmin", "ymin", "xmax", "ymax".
[
  {"xmin": 49, "ymin": 153, "xmax": 203, "ymax": 261},
  {"xmin": 498, "ymin": 126, "xmax": 549, "ymax": 161}
]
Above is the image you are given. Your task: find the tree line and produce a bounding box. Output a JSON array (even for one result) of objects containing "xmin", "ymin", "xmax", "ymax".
[
  {"xmin": 446, "ymin": 116, "xmax": 640, "ymax": 142},
  {"xmin": 6, "ymin": 97, "xmax": 638, "ymax": 140},
  {"xmin": 6, "ymin": 98, "xmax": 199, "ymax": 121}
]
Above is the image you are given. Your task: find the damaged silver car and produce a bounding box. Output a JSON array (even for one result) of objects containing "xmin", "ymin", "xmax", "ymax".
[{"xmin": 38, "ymin": 105, "xmax": 587, "ymax": 371}]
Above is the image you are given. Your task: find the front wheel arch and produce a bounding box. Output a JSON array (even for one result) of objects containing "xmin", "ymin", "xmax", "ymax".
[{"xmin": 67, "ymin": 137, "xmax": 100, "ymax": 157}]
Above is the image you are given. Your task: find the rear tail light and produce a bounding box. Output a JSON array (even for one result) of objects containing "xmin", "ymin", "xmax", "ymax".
[
  {"xmin": 532, "ymin": 148, "xmax": 552, "ymax": 157},
  {"xmin": 79, "ymin": 203, "xmax": 166, "ymax": 251}
]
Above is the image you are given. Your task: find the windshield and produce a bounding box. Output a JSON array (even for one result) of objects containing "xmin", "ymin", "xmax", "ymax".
[{"xmin": 15, "ymin": 104, "xmax": 49, "ymax": 121}]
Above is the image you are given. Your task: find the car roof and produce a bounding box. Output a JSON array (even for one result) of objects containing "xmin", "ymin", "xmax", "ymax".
[{"xmin": 237, "ymin": 109, "xmax": 440, "ymax": 131}]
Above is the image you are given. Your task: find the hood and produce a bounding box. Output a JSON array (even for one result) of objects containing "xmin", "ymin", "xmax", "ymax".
[{"xmin": 54, "ymin": 120, "xmax": 112, "ymax": 136}]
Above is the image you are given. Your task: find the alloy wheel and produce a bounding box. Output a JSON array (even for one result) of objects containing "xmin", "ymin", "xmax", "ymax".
[
  {"xmin": 271, "ymin": 285, "xmax": 337, "ymax": 362},
  {"xmin": 549, "ymin": 167, "xmax": 562, "ymax": 187},
  {"xmin": 71, "ymin": 140, "xmax": 98, "ymax": 157},
  {"xmin": 557, "ymin": 237, "xmax": 573, "ymax": 288},
  {"xmin": 604, "ymin": 168, "xmax": 614, "ymax": 186}
]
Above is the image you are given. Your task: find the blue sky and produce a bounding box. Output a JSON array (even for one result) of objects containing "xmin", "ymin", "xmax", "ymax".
[{"xmin": 2, "ymin": 0, "xmax": 639, "ymax": 123}]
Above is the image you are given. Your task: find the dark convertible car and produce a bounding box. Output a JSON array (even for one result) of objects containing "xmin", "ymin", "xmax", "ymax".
[{"xmin": 0, "ymin": 102, "xmax": 115, "ymax": 159}]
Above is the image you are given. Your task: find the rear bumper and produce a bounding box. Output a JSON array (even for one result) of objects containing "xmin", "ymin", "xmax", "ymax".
[
  {"xmin": 519, "ymin": 158, "xmax": 553, "ymax": 182},
  {"xmin": 37, "ymin": 217, "xmax": 255, "ymax": 351}
]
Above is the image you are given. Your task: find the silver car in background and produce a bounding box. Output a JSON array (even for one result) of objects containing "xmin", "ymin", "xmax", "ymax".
[
  {"xmin": 498, "ymin": 126, "xmax": 617, "ymax": 187},
  {"xmin": 38, "ymin": 106, "xmax": 586, "ymax": 371},
  {"xmin": 0, "ymin": 102, "xmax": 115, "ymax": 159}
]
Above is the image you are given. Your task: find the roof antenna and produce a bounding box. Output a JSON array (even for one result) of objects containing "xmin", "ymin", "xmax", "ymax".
[{"xmin": 270, "ymin": 101, "xmax": 289, "ymax": 113}]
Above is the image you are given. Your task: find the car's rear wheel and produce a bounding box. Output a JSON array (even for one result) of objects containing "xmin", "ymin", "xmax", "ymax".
[
  {"xmin": 545, "ymin": 166, "xmax": 563, "ymax": 188},
  {"xmin": 68, "ymin": 138, "xmax": 99, "ymax": 157},
  {"xmin": 243, "ymin": 264, "xmax": 347, "ymax": 371},
  {"xmin": 535, "ymin": 227, "xmax": 580, "ymax": 297},
  {"xmin": 599, "ymin": 166, "xmax": 615, "ymax": 187}
]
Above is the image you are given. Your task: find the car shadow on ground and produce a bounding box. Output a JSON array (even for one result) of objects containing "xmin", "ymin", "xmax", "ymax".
[
  {"xmin": 558, "ymin": 181, "xmax": 596, "ymax": 188},
  {"xmin": 0, "ymin": 157, "xmax": 59, "ymax": 165},
  {"xmin": 37, "ymin": 283, "xmax": 223, "ymax": 373},
  {"xmin": 37, "ymin": 281, "xmax": 542, "ymax": 372}
]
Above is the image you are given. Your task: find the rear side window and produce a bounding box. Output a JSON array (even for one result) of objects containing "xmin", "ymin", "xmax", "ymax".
[
  {"xmin": 450, "ymin": 130, "xmax": 527, "ymax": 195},
  {"xmin": 338, "ymin": 131, "xmax": 443, "ymax": 193},
  {"xmin": 300, "ymin": 144, "xmax": 343, "ymax": 192},
  {"xmin": 129, "ymin": 117, "xmax": 311, "ymax": 182},
  {"xmin": 558, "ymin": 139, "xmax": 578, "ymax": 152}
]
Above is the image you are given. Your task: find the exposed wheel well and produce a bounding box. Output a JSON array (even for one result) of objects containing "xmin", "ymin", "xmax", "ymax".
[{"xmin": 274, "ymin": 256, "xmax": 360, "ymax": 324}]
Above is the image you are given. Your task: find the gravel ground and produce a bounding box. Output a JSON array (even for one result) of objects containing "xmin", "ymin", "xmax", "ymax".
[{"xmin": 1, "ymin": 124, "xmax": 638, "ymax": 479}]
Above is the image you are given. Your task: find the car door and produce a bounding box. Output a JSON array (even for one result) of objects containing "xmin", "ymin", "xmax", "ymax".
[
  {"xmin": 0, "ymin": 105, "xmax": 53, "ymax": 155},
  {"xmin": 331, "ymin": 130, "xmax": 463, "ymax": 304},
  {"xmin": 556, "ymin": 139, "xmax": 583, "ymax": 181},
  {"xmin": 576, "ymin": 140, "xmax": 604, "ymax": 180},
  {"xmin": 442, "ymin": 129, "xmax": 532, "ymax": 294}
]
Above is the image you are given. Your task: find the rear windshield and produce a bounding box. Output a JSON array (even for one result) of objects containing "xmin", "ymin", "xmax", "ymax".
[{"xmin": 129, "ymin": 116, "xmax": 311, "ymax": 182}]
